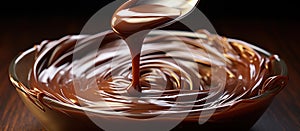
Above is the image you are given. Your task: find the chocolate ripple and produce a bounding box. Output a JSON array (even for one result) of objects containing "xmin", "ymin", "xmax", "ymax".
[{"xmin": 28, "ymin": 30, "xmax": 284, "ymax": 118}]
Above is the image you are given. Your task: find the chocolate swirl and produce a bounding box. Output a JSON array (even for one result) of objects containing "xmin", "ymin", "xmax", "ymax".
[{"xmin": 28, "ymin": 30, "xmax": 286, "ymax": 119}]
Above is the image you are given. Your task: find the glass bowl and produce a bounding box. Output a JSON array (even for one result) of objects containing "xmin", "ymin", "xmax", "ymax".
[{"xmin": 9, "ymin": 30, "xmax": 288, "ymax": 130}]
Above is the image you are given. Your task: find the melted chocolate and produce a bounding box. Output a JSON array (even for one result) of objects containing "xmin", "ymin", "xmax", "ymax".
[
  {"xmin": 26, "ymin": 0, "xmax": 288, "ymax": 130},
  {"xmin": 28, "ymin": 30, "xmax": 286, "ymax": 117}
]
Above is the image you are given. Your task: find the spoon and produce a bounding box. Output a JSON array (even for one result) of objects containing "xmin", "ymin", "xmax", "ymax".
[{"xmin": 112, "ymin": 0, "xmax": 200, "ymax": 37}]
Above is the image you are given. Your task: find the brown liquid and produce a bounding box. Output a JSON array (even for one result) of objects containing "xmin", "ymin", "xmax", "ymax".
[
  {"xmin": 25, "ymin": 0, "xmax": 288, "ymax": 130},
  {"xmin": 27, "ymin": 30, "xmax": 288, "ymax": 130},
  {"xmin": 111, "ymin": 1, "xmax": 181, "ymax": 95}
]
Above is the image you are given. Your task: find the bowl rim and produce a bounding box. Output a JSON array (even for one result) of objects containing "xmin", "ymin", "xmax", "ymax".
[{"xmin": 9, "ymin": 30, "xmax": 288, "ymax": 115}]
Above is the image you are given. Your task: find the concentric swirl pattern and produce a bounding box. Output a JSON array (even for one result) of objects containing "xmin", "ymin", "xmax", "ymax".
[{"xmin": 29, "ymin": 30, "xmax": 282, "ymax": 119}]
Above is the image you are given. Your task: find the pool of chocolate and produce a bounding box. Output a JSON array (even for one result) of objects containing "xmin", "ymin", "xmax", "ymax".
[{"xmin": 11, "ymin": 30, "xmax": 287, "ymax": 130}]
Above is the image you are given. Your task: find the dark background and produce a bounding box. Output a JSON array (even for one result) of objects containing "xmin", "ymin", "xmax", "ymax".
[
  {"xmin": 1, "ymin": 0, "xmax": 300, "ymax": 130},
  {"xmin": 1, "ymin": 0, "xmax": 299, "ymax": 19},
  {"xmin": 1, "ymin": 0, "xmax": 299, "ymax": 44}
]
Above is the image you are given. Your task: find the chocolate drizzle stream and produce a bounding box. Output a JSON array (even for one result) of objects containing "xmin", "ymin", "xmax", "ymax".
[{"xmin": 111, "ymin": 0, "xmax": 182, "ymax": 95}]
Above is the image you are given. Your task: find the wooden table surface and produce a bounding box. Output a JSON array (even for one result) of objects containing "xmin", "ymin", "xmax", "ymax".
[{"xmin": 0, "ymin": 15, "xmax": 299, "ymax": 130}]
